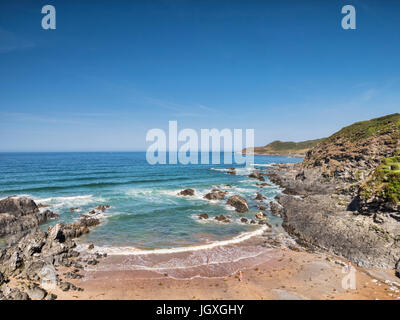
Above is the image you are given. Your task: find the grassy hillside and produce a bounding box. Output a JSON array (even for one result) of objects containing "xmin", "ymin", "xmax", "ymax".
[
  {"xmin": 243, "ymin": 139, "xmax": 324, "ymax": 156},
  {"xmin": 327, "ymin": 113, "xmax": 400, "ymax": 143},
  {"xmin": 361, "ymin": 156, "xmax": 400, "ymax": 204},
  {"xmin": 303, "ymin": 113, "xmax": 400, "ymax": 180}
]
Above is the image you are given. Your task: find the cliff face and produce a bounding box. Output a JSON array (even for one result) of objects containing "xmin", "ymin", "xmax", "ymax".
[
  {"xmin": 268, "ymin": 114, "xmax": 400, "ymax": 270},
  {"xmin": 303, "ymin": 113, "xmax": 400, "ymax": 182}
]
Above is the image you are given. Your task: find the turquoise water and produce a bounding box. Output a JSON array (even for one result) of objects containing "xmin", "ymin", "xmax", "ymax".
[{"xmin": 0, "ymin": 152, "xmax": 300, "ymax": 250}]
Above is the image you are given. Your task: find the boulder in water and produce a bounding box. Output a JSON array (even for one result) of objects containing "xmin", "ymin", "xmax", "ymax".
[
  {"xmin": 226, "ymin": 195, "xmax": 249, "ymax": 213},
  {"xmin": 178, "ymin": 189, "xmax": 195, "ymax": 196}
]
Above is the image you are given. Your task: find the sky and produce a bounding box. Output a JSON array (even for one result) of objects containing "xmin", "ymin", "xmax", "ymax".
[{"xmin": 0, "ymin": 0, "xmax": 399, "ymax": 152}]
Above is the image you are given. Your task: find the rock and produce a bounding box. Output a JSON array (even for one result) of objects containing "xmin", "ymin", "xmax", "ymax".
[
  {"xmin": 27, "ymin": 284, "xmax": 47, "ymax": 300},
  {"xmin": 178, "ymin": 189, "xmax": 195, "ymax": 196},
  {"xmin": 227, "ymin": 170, "xmax": 236, "ymax": 175},
  {"xmin": 37, "ymin": 203, "xmax": 49, "ymax": 208},
  {"xmin": 0, "ymin": 212, "xmax": 102, "ymax": 300},
  {"xmin": 46, "ymin": 293, "xmax": 57, "ymax": 300},
  {"xmin": 257, "ymin": 205, "xmax": 267, "ymax": 211},
  {"xmin": 69, "ymin": 207, "xmax": 79, "ymax": 212},
  {"xmin": 0, "ymin": 272, "xmax": 6, "ymax": 285},
  {"xmin": 87, "ymin": 259, "xmax": 98, "ymax": 265},
  {"xmin": 0, "ymin": 197, "xmax": 38, "ymax": 216},
  {"xmin": 269, "ymin": 201, "xmax": 283, "ymax": 217},
  {"xmin": 255, "ymin": 212, "xmax": 266, "ymax": 220},
  {"xmin": 7, "ymin": 288, "xmax": 30, "ymax": 300},
  {"xmin": 65, "ymin": 271, "xmax": 82, "ymax": 279},
  {"xmin": 9, "ymin": 251, "xmax": 23, "ymax": 272},
  {"xmin": 226, "ymin": 195, "xmax": 249, "ymax": 213},
  {"xmin": 240, "ymin": 218, "xmax": 248, "ymax": 224},
  {"xmin": 59, "ymin": 282, "xmax": 71, "ymax": 292},
  {"xmin": 88, "ymin": 244, "xmax": 94, "ymax": 250},
  {"xmin": 268, "ymin": 161, "xmax": 400, "ymax": 268},
  {"xmin": 89, "ymin": 210, "xmax": 96, "ymax": 215},
  {"xmin": 0, "ymin": 197, "xmax": 58, "ymax": 237},
  {"xmin": 249, "ymin": 170, "xmax": 265, "ymax": 181},
  {"xmin": 204, "ymin": 189, "xmax": 227, "ymax": 200},
  {"xmin": 48, "ymin": 223, "xmax": 65, "ymax": 242},
  {"xmin": 256, "ymin": 183, "xmax": 270, "ymax": 187},
  {"xmin": 22, "ymin": 228, "xmax": 46, "ymax": 256},
  {"xmin": 250, "ymin": 219, "xmax": 257, "ymax": 224},
  {"xmin": 288, "ymin": 245, "xmax": 301, "ymax": 252},
  {"xmin": 198, "ymin": 214, "xmax": 209, "ymax": 220},
  {"xmin": 95, "ymin": 205, "xmax": 110, "ymax": 212},
  {"xmin": 214, "ymin": 215, "xmax": 230, "ymax": 223},
  {"xmin": 254, "ymin": 193, "xmax": 265, "ymax": 201}
]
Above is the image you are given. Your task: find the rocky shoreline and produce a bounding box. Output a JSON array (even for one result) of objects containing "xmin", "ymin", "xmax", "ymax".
[
  {"xmin": 0, "ymin": 197, "xmax": 107, "ymax": 300},
  {"xmin": 267, "ymin": 162, "xmax": 400, "ymax": 272}
]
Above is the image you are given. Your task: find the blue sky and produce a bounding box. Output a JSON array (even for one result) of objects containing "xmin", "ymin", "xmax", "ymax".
[{"xmin": 0, "ymin": 0, "xmax": 399, "ymax": 151}]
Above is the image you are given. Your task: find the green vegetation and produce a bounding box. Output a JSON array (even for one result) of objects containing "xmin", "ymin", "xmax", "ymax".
[
  {"xmin": 246, "ymin": 138, "xmax": 325, "ymax": 156},
  {"xmin": 328, "ymin": 113, "xmax": 400, "ymax": 142},
  {"xmin": 361, "ymin": 156, "xmax": 400, "ymax": 204}
]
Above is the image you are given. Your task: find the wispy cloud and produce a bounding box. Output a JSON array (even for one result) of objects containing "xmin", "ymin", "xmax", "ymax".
[
  {"xmin": 144, "ymin": 97, "xmax": 227, "ymax": 118},
  {"xmin": 0, "ymin": 112, "xmax": 82, "ymax": 125},
  {"xmin": 0, "ymin": 28, "xmax": 35, "ymax": 53}
]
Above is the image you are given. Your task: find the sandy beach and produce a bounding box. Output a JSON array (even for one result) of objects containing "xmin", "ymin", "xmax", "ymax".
[{"xmin": 51, "ymin": 241, "xmax": 400, "ymax": 300}]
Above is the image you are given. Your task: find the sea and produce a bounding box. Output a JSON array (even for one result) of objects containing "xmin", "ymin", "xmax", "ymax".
[{"xmin": 0, "ymin": 152, "xmax": 301, "ymax": 276}]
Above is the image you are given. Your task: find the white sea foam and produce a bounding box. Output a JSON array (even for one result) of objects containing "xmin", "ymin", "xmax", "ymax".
[
  {"xmin": 90, "ymin": 225, "xmax": 268, "ymax": 256},
  {"xmin": 34, "ymin": 194, "xmax": 103, "ymax": 210},
  {"xmin": 250, "ymin": 163, "xmax": 275, "ymax": 167},
  {"xmin": 5, "ymin": 194, "xmax": 32, "ymax": 200}
]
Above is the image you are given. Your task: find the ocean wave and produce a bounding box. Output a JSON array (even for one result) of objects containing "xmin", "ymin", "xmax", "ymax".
[
  {"xmin": 34, "ymin": 194, "xmax": 104, "ymax": 210},
  {"xmin": 0, "ymin": 177, "xmax": 190, "ymax": 194},
  {"xmin": 89, "ymin": 225, "xmax": 267, "ymax": 256}
]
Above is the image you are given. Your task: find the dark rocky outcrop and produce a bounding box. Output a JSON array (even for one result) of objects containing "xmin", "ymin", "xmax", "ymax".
[
  {"xmin": 249, "ymin": 170, "xmax": 265, "ymax": 181},
  {"xmin": 0, "ymin": 207, "xmax": 102, "ymax": 300},
  {"xmin": 198, "ymin": 214, "xmax": 209, "ymax": 220},
  {"xmin": 214, "ymin": 215, "xmax": 230, "ymax": 223},
  {"xmin": 269, "ymin": 201, "xmax": 283, "ymax": 217},
  {"xmin": 226, "ymin": 195, "xmax": 249, "ymax": 213},
  {"xmin": 254, "ymin": 193, "xmax": 265, "ymax": 201},
  {"xmin": 266, "ymin": 114, "xmax": 400, "ymax": 271},
  {"xmin": 0, "ymin": 197, "xmax": 58, "ymax": 237},
  {"xmin": 240, "ymin": 218, "xmax": 248, "ymax": 224},
  {"xmin": 178, "ymin": 189, "xmax": 195, "ymax": 196},
  {"xmin": 95, "ymin": 205, "xmax": 110, "ymax": 212},
  {"xmin": 204, "ymin": 189, "xmax": 227, "ymax": 200}
]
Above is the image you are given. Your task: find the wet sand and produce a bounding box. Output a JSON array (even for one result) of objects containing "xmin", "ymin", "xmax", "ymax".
[{"xmin": 54, "ymin": 245, "xmax": 400, "ymax": 300}]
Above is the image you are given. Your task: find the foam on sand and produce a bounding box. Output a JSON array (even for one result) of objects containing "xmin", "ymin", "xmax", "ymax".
[{"xmin": 90, "ymin": 225, "xmax": 268, "ymax": 256}]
